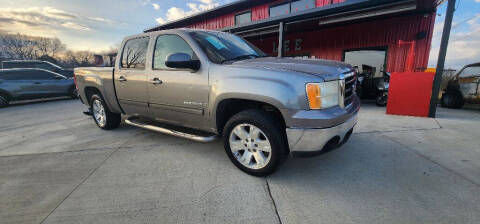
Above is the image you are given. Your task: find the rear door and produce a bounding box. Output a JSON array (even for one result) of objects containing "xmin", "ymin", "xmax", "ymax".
[
  {"xmin": 115, "ymin": 36, "xmax": 150, "ymax": 116},
  {"xmin": 147, "ymin": 33, "xmax": 209, "ymax": 128},
  {"xmin": 33, "ymin": 70, "xmax": 69, "ymax": 96}
]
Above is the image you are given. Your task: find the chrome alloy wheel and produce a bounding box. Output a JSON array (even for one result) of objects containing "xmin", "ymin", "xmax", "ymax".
[
  {"xmin": 92, "ymin": 99, "xmax": 106, "ymax": 127},
  {"xmin": 229, "ymin": 124, "xmax": 272, "ymax": 170}
]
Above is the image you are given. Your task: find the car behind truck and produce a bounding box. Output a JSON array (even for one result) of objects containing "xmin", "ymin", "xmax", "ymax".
[{"xmin": 74, "ymin": 29, "xmax": 360, "ymax": 176}]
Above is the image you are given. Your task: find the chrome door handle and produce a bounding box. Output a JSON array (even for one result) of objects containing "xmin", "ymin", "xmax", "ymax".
[
  {"xmin": 150, "ymin": 78, "xmax": 163, "ymax": 85},
  {"xmin": 117, "ymin": 76, "xmax": 127, "ymax": 82}
]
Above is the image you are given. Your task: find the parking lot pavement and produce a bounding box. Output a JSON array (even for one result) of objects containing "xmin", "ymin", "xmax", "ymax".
[{"xmin": 1, "ymin": 100, "xmax": 480, "ymax": 224}]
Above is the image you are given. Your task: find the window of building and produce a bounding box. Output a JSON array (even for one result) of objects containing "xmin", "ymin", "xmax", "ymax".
[
  {"xmin": 270, "ymin": 3, "xmax": 290, "ymax": 18},
  {"xmin": 235, "ymin": 11, "xmax": 251, "ymax": 25},
  {"xmin": 153, "ymin": 35, "xmax": 194, "ymax": 69},
  {"xmin": 121, "ymin": 37, "xmax": 149, "ymax": 69},
  {"xmin": 291, "ymin": 0, "xmax": 315, "ymax": 13}
]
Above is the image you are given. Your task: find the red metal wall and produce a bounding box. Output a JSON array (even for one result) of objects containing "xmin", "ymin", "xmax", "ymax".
[
  {"xmin": 184, "ymin": 0, "xmax": 436, "ymax": 72},
  {"xmin": 249, "ymin": 13, "xmax": 436, "ymax": 73}
]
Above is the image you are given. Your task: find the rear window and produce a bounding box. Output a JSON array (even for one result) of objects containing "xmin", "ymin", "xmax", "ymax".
[{"xmin": 121, "ymin": 37, "xmax": 150, "ymax": 69}]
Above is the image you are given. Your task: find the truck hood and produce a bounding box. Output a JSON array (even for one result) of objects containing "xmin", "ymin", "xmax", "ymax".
[{"xmin": 229, "ymin": 57, "xmax": 352, "ymax": 81}]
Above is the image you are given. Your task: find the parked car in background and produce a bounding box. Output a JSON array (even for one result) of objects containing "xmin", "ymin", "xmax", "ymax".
[
  {"xmin": 442, "ymin": 62, "xmax": 480, "ymax": 109},
  {"xmin": 1, "ymin": 60, "xmax": 74, "ymax": 77},
  {"xmin": 0, "ymin": 68, "xmax": 76, "ymax": 107},
  {"xmin": 74, "ymin": 29, "xmax": 359, "ymax": 176}
]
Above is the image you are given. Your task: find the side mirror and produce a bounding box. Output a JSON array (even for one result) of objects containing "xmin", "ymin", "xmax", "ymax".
[{"xmin": 165, "ymin": 53, "xmax": 200, "ymax": 71}]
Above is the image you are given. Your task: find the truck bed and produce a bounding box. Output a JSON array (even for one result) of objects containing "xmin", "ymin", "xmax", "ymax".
[{"xmin": 74, "ymin": 67, "xmax": 123, "ymax": 114}]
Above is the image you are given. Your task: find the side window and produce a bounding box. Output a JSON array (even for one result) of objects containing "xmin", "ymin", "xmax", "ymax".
[
  {"xmin": 36, "ymin": 71, "xmax": 57, "ymax": 80},
  {"xmin": 153, "ymin": 35, "xmax": 194, "ymax": 69},
  {"xmin": 235, "ymin": 12, "xmax": 251, "ymax": 25},
  {"xmin": 291, "ymin": 0, "xmax": 315, "ymax": 13},
  {"xmin": 270, "ymin": 3, "xmax": 290, "ymax": 17},
  {"xmin": 121, "ymin": 37, "xmax": 150, "ymax": 69}
]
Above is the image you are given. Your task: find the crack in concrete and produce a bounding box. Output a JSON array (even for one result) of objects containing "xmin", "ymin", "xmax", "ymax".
[{"xmin": 265, "ymin": 178, "xmax": 282, "ymax": 224}]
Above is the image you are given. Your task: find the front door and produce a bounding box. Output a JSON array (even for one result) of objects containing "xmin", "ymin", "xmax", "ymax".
[
  {"xmin": 115, "ymin": 36, "xmax": 150, "ymax": 116},
  {"xmin": 147, "ymin": 34, "xmax": 209, "ymax": 129}
]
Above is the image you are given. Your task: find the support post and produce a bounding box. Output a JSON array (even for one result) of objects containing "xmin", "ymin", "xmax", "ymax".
[
  {"xmin": 277, "ymin": 22, "xmax": 285, "ymax": 58},
  {"xmin": 429, "ymin": 0, "xmax": 456, "ymax": 118}
]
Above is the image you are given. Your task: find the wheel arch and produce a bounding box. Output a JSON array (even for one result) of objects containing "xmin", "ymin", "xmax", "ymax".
[
  {"xmin": 0, "ymin": 89, "xmax": 13, "ymax": 100},
  {"xmin": 214, "ymin": 98, "xmax": 286, "ymax": 135}
]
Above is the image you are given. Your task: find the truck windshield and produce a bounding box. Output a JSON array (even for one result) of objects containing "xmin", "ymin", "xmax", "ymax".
[
  {"xmin": 459, "ymin": 66, "xmax": 480, "ymax": 78},
  {"xmin": 190, "ymin": 31, "xmax": 267, "ymax": 64}
]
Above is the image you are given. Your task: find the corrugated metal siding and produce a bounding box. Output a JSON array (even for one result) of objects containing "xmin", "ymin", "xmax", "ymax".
[
  {"xmin": 186, "ymin": 0, "xmax": 348, "ymax": 30},
  {"xmin": 251, "ymin": 4, "xmax": 269, "ymax": 21},
  {"xmin": 249, "ymin": 13, "xmax": 436, "ymax": 72},
  {"xmin": 316, "ymin": 0, "xmax": 346, "ymax": 7}
]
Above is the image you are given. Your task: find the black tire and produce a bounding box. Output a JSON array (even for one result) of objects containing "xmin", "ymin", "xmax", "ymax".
[
  {"xmin": 69, "ymin": 86, "xmax": 78, "ymax": 98},
  {"xmin": 89, "ymin": 94, "xmax": 121, "ymax": 130},
  {"xmin": 0, "ymin": 93, "xmax": 9, "ymax": 108},
  {"xmin": 441, "ymin": 92, "xmax": 464, "ymax": 109},
  {"xmin": 375, "ymin": 92, "xmax": 388, "ymax": 107},
  {"xmin": 223, "ymin": 109, "xmax": 288, "ymax": 177}
]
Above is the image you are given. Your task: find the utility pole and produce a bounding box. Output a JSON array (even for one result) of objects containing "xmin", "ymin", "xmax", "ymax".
[{"xmin": 429, "ymin": 0, "xmax": 456, "ymax": 118}]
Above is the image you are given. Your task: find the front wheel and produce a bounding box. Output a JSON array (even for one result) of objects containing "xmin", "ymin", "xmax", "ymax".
[
  {"xmin": 223, "ymin": 109, "xmax": 288, "ymax": 177},
  {"xmin": 89, "ymin": 94, "xmax": 121, "ymax": 130}
]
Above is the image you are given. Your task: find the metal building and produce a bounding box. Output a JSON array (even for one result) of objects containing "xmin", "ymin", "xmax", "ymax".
[{"xmin": 145, "ymin": 0, "xmax": 442, "ymax": 75}]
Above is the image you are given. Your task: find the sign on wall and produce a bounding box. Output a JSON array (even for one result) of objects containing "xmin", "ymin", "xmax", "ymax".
[{"xmin": 273, "ymin": 38, "xmax": 303, "ymax": 53}]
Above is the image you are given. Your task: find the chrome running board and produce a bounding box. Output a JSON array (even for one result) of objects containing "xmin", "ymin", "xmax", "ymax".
[{"xmin": 125, "ymin": 117, "xmax": 218, "ymax": 143}]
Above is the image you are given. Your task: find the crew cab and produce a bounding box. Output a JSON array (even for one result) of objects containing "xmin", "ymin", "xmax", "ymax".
[{"xmin": 74, "ymin": 29, "xmax": 360, "ymax": 176}]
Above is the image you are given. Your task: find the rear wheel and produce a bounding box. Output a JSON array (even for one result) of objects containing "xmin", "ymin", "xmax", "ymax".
[
  {"xmin": 375, "ymin": 92, "xmax": 388, "ymax": 107},
  {"xmin": 441, "ymin": 92, "xmax": 464, "ymax": 109},
  {"xmin": 223, "ymin": 109, "xmax": 288, "ymax": 177},
  {"xmin": 89, "ymin": 94, "xmax": 121, "ymax": 130},
  {"xmin": 0, "ymin": 94, "xmax": 9, "ymax": 108}
]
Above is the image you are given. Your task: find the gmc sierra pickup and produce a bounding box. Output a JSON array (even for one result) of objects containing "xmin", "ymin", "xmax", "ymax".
[{"xmin": 74, "ymin": 29, "xmax": 360, "ymax": 176}]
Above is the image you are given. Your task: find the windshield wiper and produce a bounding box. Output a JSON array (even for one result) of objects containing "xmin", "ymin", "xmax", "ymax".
[{"xmin": 221, "ymin": 54, "xmax": 262, "ymax": 64}]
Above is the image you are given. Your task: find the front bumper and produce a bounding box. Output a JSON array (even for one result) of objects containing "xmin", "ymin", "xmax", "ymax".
[{"xmin": 286, "ymin": 114, "xmax": 358, "ymax": 156}]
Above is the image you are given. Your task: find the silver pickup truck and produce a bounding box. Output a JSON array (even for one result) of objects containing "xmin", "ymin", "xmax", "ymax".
[{"xmin": 74, "ymin": 29, "xmax": 360, "ymax": 176}]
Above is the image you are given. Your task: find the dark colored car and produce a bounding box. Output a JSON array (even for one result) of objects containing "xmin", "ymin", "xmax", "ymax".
[
  {"xmin": 1, "ymin": 60, "xmax": 74, "ymax": 77},
  {"xmin": 0, "ymin": 68, "xmax": 76, "ymax": 107}
]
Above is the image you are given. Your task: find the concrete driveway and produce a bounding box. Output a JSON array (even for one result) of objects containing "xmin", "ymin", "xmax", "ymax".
[{"xmin": 1, "ymin": 99, "xmax": 479, "ymax": 224}]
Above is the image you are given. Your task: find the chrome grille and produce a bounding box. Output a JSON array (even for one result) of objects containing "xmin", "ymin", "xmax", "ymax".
[{"xmin": 343, "ymin": 71, "xmax": 356, "ymax": 107}]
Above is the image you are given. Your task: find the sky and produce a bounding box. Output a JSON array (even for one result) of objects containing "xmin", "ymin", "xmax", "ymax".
[{"xmin": 0, "ymin": 0, "xmax": 478, "ymax": 69}]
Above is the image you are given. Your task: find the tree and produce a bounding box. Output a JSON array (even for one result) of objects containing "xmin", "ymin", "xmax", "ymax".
[
  {"xmin": 36, "ymin": 37, "xmax": 66, "ymax": 58},
  {"xmin": 0, "ymin": 33, "xmax": 37, "ymax": 60},
  {"xmin": 64, "ymin": 50, "xmax": 95, "ymax": 67}
]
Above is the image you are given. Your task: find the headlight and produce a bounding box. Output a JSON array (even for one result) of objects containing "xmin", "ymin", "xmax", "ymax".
[{"xmin": 306, "ymin": 81, "xmax": 340, "ymax": 109}]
